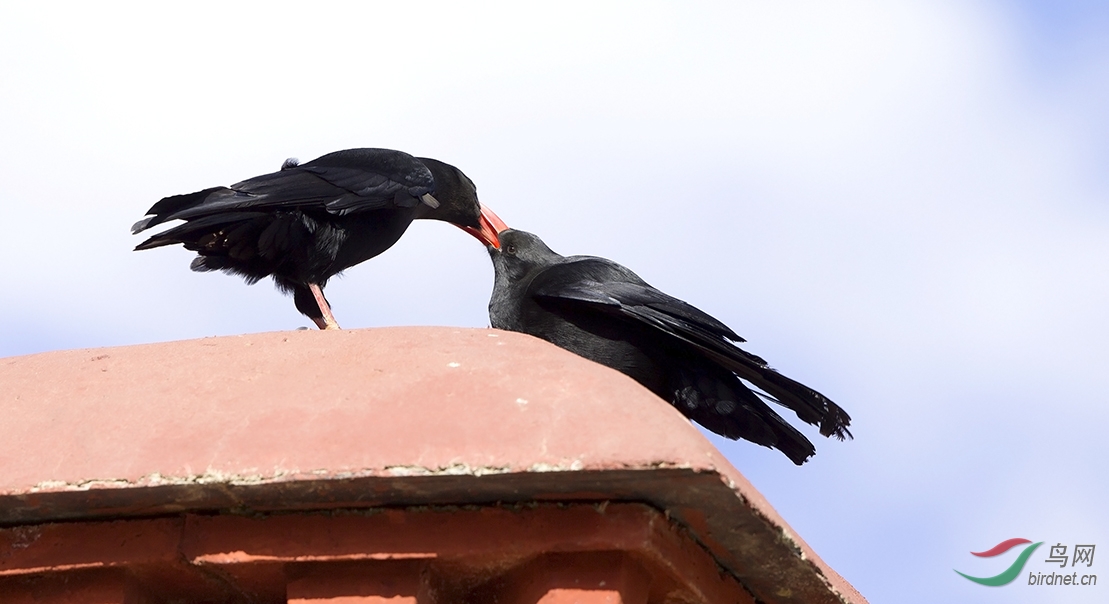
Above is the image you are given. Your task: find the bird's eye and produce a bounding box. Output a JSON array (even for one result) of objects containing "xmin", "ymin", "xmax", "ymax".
[{"xmin": 505, "ymin": 244, "xmax": 517, "ymax": 254}]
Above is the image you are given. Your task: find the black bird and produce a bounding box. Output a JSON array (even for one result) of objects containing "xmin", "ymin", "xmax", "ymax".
[
  {"xmin": 488, "ymin": 229, "xmax": 851, "ymax": 465},
  {"xmin": 133, "ymin": 148, "xmax": 508, "ymax": 329}
]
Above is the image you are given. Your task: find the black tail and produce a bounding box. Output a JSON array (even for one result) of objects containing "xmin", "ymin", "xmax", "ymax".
[
  {"xmin": 622, "ymin": 303, "xmax": 852, "ymax": 441},
  {"xmin": 131, "ymin": 187, "xmax": 229, "ymax": 234},
  {"xmin": 709, "ymin": 346, "xmax": 852, "ymax": 441},
  {"xmin": 672, "ymin": 365, "xmax": 817, "ymax": 465}
]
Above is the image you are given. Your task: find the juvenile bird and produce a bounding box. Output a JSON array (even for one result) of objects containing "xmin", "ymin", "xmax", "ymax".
[{"xmin": 488, "ymin": 229, "xmax": 851, "ymax": 464}]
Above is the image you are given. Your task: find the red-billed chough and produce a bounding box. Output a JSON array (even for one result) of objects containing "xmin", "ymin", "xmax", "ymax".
[
  {"xmin": 488, "ymin": 229, "xmax": 851, "ymax": 465},
  {"xmin": 133, "ymin": 148, "xmax": 508, "ymax": 329}
]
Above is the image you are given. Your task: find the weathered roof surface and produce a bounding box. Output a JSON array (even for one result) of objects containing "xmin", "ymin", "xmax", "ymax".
[{"xmin": 0, "ymin": 327, "xmax": 866, "ymax": 604}]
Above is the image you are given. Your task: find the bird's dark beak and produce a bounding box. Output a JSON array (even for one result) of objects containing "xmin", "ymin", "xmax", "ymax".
[{"xmin": 461, "ymin": 203, "xmax": 509, "ymax": 249}]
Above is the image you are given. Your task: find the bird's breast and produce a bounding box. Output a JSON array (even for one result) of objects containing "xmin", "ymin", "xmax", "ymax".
[{"xmin": 325, "ymin": 209, "xmax": 417, "ymax": 275}]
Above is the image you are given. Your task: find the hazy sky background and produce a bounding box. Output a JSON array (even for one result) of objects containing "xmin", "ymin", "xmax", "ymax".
[{"xmin": 2, "ymin": 2, "xmax": 1107, "ymax": 602}]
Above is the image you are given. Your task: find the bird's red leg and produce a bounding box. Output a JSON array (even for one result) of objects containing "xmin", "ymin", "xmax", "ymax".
[{"xmin": 309, "ymin": 283, "xmax": 340, "ymax": 330}]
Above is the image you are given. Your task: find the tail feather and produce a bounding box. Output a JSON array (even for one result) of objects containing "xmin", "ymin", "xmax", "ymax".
[
  {"xmin": 674, "ymin": 367, "xmax": 817, "ymax": 465},
  {"xmin": 133, "ymin": 211, "xmax": 267, "ymax": 251},
  {"xmin": 756, "ymin": 369, "xmax": 853, "ymax": 440},
  {"xmin": 133, "ymin": 187, "xmax": 229, "ymax": 233},
  {"xmin": 669, "ymin": 332, "xmax": 852, "ymax": 441},
  {"xmin": 619, "ymin": 303, "xmax": 851, "ymax": 440}
]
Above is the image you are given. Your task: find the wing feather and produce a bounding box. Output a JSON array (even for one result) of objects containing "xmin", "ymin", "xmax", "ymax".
[
  {"xmin": 532, "ymin": 261, "xmax": 851, "ymax": 440},
  {"xmin": 133, "ymin": 148, "xmax": 437, "ymax": 231}
]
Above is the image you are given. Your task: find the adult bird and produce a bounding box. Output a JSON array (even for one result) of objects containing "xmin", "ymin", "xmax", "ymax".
[
  {"xmin": 488, "ymin": 229, "xmax": 851, "ymax": 465},
  {"xmin": 133, "ymin": 148, "xmax": 508, "ymax": 329}
]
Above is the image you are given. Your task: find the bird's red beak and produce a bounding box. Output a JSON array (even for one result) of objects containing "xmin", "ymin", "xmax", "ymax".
[{"xmin": 461, "ymin": 203, "xmax": 509, "ymax": 249}]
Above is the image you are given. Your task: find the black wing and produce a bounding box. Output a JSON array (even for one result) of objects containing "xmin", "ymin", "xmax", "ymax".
[
  {"xmin": 133, "ymin": 148, "xmax": 435, "ymax": 234},
  {"xmin": 531, "ymin": 259, "xmax": 851, "ymax": 440}
]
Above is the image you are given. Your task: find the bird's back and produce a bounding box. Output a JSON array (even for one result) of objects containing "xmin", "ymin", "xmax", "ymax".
[{"xmin": 132, "ymin": 149, "xmax": 437, "ymax": 286}]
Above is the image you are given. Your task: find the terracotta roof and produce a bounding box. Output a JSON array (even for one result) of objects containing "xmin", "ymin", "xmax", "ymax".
[{"xmin": 0, "ymin": 327, "xmax": 866, "ymax": 603}]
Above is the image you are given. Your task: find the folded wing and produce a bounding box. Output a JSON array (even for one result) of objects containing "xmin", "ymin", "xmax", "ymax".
[
  {"xmin": 532, "ymin": 260, "xmax": 852, "ymax": 442},
  {"xmin": 132, "ymin": 148, "xmax": 436, "ymax": 236}
]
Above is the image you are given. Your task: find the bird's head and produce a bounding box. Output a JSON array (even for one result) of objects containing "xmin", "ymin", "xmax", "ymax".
[
  {"xmin": 417, "ymin": 158, "xmax": 509, "ymax": 249},
  {"xmin": 487, "ymin": 229, "xmax": 564, "ymax": 283}
]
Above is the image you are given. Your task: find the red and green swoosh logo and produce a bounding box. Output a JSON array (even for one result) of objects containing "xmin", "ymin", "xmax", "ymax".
[{"xmin": 955, "ymin": 538, "xmax": 1043, "ymax": 586}]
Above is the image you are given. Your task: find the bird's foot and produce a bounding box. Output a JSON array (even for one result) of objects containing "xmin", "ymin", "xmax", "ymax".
[{"xmin": 311, "ymin": 316, "xmax": 341, "ymax": 330}]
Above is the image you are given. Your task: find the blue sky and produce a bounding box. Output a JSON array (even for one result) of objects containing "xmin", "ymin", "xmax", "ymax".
[{"xmin": 2, "ymin": 2, "xmax": 1107, "ymax": 602}]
